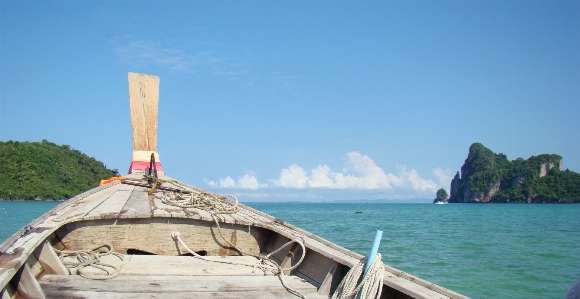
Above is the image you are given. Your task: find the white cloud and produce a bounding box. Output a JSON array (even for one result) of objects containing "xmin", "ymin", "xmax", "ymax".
[
  {"xmin": 432, "ymin": 167, "xmax": 454, "ymax": 189},
  {"xmin": 237, "ymin": 174, "xmax": 261, "ymax": 190},
  {"xmin": 271, "ymin": 164, "xmax": 308, "ymax": 188},
  {"xmin": 205, "ymin": 174, "xmax": 266, "ymax": 190},
  {"xmin": 395, "ymin": 165, "xmax": 438, "ymax": 192},
  {"xmin": 206, "ymin": 152, "xmax": 445, "ymax": 195},
  {"xmin": 309, "ymin": 165, "xmax": 334, "ymax": 188}
]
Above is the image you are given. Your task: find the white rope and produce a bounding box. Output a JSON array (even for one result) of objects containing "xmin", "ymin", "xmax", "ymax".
[
  {"xmin": 172, "ymin": 232, "xmax": 306, "ymax": 273},
  {"xmin": 52, "ymin": 244, "xmax": 124, "ymax": 280},
  {"xmin": 331, "ymin": 254, "xmax": 384, "ymax": 299},
  {"xmin": 129, "ymin": 176, "xmax": 309, "ymax": 298},
  {"xmin": 172, "ymin": 232, "xmax": 308, "ymax": 298}
]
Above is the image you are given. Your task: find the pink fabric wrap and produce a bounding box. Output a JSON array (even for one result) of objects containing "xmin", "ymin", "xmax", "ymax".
[{"xmin": 128, "ymin": 161, "xmax": 164, "ymax": 174}]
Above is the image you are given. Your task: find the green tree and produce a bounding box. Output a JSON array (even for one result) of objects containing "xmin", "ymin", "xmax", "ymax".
[
  {"xmin": 0, "ymin": 140, "xmax": 118, "ymax": 200},
  {"xmin": 434, "ymin": 188, "xmax": 448, "ymax": 203}
]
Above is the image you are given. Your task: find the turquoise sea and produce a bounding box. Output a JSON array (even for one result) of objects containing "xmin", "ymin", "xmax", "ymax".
[{"xmin": 1, "ymin": 201, "xmax": 579, "ymax": 299}]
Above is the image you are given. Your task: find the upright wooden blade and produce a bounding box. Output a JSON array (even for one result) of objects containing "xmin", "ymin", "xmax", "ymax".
[
  {"xmin": 128, "ymin": 72, "xmax": 164, "ymax": 174},
  {"xmin": 128, "ymin": 72, "xmax": 159, "ymax": 152}
]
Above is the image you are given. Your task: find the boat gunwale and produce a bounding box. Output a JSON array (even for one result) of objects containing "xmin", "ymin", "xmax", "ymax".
[{"xmin": 0, "ymin": 181, "xmax": 123, "ymax": 254}]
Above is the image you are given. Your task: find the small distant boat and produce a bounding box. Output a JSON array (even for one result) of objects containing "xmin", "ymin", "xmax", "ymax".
[
  {"xmin": 0, "ymin": 73, "xmax": 469, "ymax": 299},
  {"xmin": 434, "ymin": 201, "xmax": 449, "ymax": 205}
]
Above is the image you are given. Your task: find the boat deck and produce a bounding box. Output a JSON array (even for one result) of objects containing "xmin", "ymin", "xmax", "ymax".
[{"xmin": 39, "ymin": 255, "xmax": 328, "ymax": 299}]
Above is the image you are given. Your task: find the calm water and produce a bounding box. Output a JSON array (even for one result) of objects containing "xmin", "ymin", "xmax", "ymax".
[{"xmin": 1, "ymin": 201, "xmax": 579, "ymax": 298}]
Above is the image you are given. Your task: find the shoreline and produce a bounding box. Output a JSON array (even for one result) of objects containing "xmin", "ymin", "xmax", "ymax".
[{"xmin": 0, "ymin": 198, "xmax": 66, "ymax": 202}]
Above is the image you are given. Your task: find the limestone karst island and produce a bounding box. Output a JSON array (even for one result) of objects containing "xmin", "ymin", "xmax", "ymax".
[{"xmin": 447, "ymin": 143, "xmax": 580, "ymax": 203}]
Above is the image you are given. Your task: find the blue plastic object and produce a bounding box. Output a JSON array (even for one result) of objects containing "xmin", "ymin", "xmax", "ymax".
[{"xmin": 363, "ymin": 230, "xmax": 383, "ymax": 277}]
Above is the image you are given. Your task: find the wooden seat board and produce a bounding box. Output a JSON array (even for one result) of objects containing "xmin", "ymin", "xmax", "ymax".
[
  {"xmin": 39, "ymin": 274, "xmax": 323, "ymax": 294},
  {"xmin": 120, "ymin": 255, "xmax": 276, "ymax": 276},
  {"xmin": 40, "ymin": 290, "xmax": 328, "ymax": 299}
]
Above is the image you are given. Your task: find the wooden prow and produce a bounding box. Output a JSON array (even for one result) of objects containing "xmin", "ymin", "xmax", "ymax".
[{"xmin": 127, "ymin": 72, "xmax": 164, "ymax": 175}]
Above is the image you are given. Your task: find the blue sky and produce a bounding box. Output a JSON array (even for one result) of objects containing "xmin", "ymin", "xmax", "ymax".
[{"xmin": 1, "ymin": 1, "xmax": 579, "ymax": 201}]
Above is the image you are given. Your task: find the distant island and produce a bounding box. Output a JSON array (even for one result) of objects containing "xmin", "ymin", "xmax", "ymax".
[
  {"xmin": 449, "ymin": 143, "xmax": 580, "ymax": 203},
  {"xmin": 433, "ymin": 188, "xmax": 449, "ymax": 204},
  {"xmin": 0, "ymin": 140, "xmax": 118, "ymax": 200}
]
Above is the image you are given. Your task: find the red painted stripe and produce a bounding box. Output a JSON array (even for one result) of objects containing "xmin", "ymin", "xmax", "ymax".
[{"xmin": 128, "ymin": 161, "xmax": 164, "ymax": 174}]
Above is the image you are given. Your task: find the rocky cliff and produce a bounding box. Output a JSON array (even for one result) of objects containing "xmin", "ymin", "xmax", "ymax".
[{"xmin": 448, "ymin": 143, "xmax": 578, "ymax": 203}]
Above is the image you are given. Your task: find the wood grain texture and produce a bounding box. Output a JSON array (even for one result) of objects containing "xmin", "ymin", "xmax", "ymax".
[
  {"xmin": 34, "ymin": 242, "xmax": 68, "ymax": 275},
  {"xmin": 53, "ymin": 183, "xmax": 122, "ymax": 221},
  {"xmin": 39, "ymin": 290, "xmax": 327, "ymax": 299},
  {"xmin": 55, "ymin": 218, "xmax": 271, "ymax": 256},
  {"xmin": 84, "ymin": 185, "xmax": 135, "ymax": 220},
  {"xmin": 39, "ymin": 274, "xmax": 326, "ymax": 295},
  {"xmin": 0, "ymin": 282, "xmax": 17, "ymax": 299},
  {"xmin": 120, "ymin": 255, "xmax": 276, "ymax": 276},
  {"xmin": 128, "ymin": 72, "xmax": 159, "ymax": 152},
  {"xmin": 15, "ymin": 263, "xmax": 45, "ymax": 298},
  {"xmin": 119, "ymin": 186, "xmax": 151, "ymax": 218},
  {"xmin": 25, "ymin": 253, "xmax": 43, "ymax": 279},
  {"xmin": 292, "ymin": 250, "xmax": 334, "ymax": 286},
  {"xmin": 317, "ymin": 262, "xmax": 349, "ymax": 296}
]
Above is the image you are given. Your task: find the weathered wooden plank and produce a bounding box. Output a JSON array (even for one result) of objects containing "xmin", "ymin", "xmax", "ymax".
[
  {"xmin": 383, "ymin": 264, "xmax": 468, "ymax": 299},
  {"xmin": 183, "ymin": 207, "xmax": 214, "ymax": 221},
  {"xmin": 317, "ymin": 262, "xmax": 349, "ymax": 296},
  {"xmin": 120, "ymin": 255, "xmax": 275, "ymax": 276},
  {"xmin": 1, "ymin": 282, "xmax": 17, "ymax": 299},
  {"xmin": 84, "ymin": 185, "xmax": 135, "ymax": 220},
  {"xmin": 34, "ymin": 242, "xmax": 68, "ymax": 275},
  {"xmin": 318, "ymin": 262, "xmax": 338, "ymax": 295},
  {"xmin": 0, "ymin": 268, "xmax": 16, "ymax": 293},
  {"xmin": 262, "ymin": 233, "xmax": 292, "ymax": 263},
  {"xmin": 39, "ymin": 274, "xmax": 320, "ymax": 293},
  {"xmin": 382, "ymin": 272, "xmax": 452, "ymax": 299},
  {"xmin": 15, "ymin": 263, "xmax": 45, "ymax": 299},
  {"xmin": 292, "ymin": 250, "xmax": 333, "ymax": 286},
  {"xmin": 128, "ymin": 72, "xmax": 159, "ymax": 152},
  {"xmin": 150, "ymin": 194, "xmax": 186, "ymax": 218},
  {"xmin": 119, "ymin": 186, "xmax": 151, "ymax": 218},
  {"xmin": 40, "ymin": 290, "xmax": 329, "ymax": 299},
  {"xmin": 56, "ymin": 218, "xmax": 268, "ymax": 256},
  {"xmin": 281, "ymin": 242, "xmax": 298, "ymax": 275},
  {"xmin": 26, "ymin": 251, "xmax": 43, "ymax": 278},
  {"xmin": 0, "ymin": 182, "xmax": 121, "ymax": 254},
  {"xmin": 53, "ymin": 183, "xmax": 122, "ymax": 221},
  {"xmin": 3, "ymin": 228, "xmax": 56, "ymax": 269}
]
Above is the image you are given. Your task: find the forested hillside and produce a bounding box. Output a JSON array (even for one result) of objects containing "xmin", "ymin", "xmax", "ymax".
[{"xmin": 0, "ymin": 140, "xmax": 118, "ymax": 200}]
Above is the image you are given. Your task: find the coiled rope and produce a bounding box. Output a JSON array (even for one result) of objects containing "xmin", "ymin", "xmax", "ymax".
[
  {"xmin": 52, "ymin": 244, "xmax": 124, "ymax": 280},
  {"xmin": 331, "ymin": 254, "xmax": 384, "ymax": 299},
  {"xmin": 127, "ymin": 175, "xmax": 308, "ymax": 298},
  {"xmin": 172, "ymin": 232, "xmax": 307, "ymax": 298}
]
